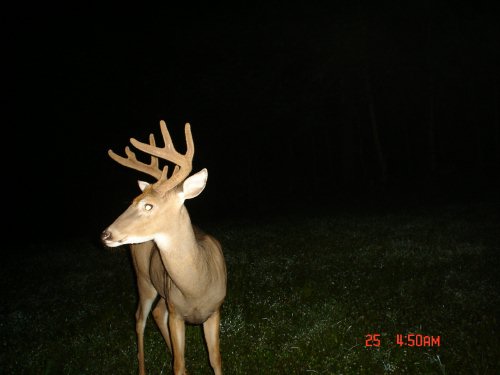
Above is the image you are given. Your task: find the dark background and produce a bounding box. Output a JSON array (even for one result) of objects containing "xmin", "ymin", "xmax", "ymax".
[{"xmin": 11, "ymin": 2, "xmax": 500, "ymax": 242}]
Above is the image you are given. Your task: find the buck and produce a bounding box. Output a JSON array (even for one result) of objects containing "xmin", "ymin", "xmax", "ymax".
[{"xmin": 101, "ymin": 120, "xmax": 227, "ymax": 375}]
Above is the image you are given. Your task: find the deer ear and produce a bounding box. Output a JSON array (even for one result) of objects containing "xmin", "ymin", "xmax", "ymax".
[
  {"xmin": 138, "ymin": 180, "xmax": 150, "ymax": 192},
  {"xmin": 182, "ymin": 168, "xmax": 208, "ymax": 199}
]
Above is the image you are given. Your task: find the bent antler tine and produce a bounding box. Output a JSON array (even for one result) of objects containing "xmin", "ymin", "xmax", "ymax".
[
  {"xmin": 107, "ymin": 132, "xmax": 164, "ymax": 181},
  {"xmin": 108, "ymin": 149, "xmax": 163, "ymax": 180}
]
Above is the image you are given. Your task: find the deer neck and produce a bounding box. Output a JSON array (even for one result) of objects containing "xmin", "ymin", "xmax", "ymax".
[{"xmin": 154, "ymin": 206, "xmax": 206, "ymax": 296}]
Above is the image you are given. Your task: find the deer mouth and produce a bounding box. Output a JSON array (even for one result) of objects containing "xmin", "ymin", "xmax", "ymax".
[
  {"xmin": 101, "ymin": 230, "xmax": 127, "ymax": 247},
  {"xmin": 104, "ymin": 239, "xmax": 125, "ymax": 247}
]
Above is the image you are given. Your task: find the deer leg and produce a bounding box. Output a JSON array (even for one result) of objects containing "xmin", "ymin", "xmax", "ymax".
[
  {"xmin": 152, "ymin": 297, "xmax": 172, "ymax": 354},
  {"xmin": 168, "ymin": 306, "xmax": 187, "ymax": 375},
  {"xmin": 203, "ymin": 309, "xmax": 222, "ymax": 375},
  {"xmin": 135, "ymin": 279, "xmax": 158, "ymax": 375}
]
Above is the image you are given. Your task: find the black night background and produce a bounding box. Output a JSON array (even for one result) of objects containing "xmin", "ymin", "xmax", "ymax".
[
  {"xmin": 5, "ymin": 2, "xmax": 500, "ymax": 374},
  {"xmin": 10, "ymin": 2, "xmax": 499, "ymax": 238}
]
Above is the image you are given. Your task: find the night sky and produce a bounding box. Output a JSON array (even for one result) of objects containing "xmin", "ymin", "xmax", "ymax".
[{"xmin": 12, "ymin": 3, "xmax": 500, "ymax": 242}]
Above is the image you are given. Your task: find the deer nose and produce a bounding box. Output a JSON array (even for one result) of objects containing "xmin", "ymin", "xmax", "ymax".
[{"xmin": 101, "ymin": 230, "xmax": 112, "ymax": 242}]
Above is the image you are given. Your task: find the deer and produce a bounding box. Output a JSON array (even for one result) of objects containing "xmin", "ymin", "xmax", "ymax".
[{"xmin": 101, "ymin": 120, "xmax": 227, "ymax": 375}]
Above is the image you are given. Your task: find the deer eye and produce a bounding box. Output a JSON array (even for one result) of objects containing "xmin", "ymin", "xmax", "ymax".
[{"xmin": 144, "ymin": 203, "xmax": 154, "ymax": 211}]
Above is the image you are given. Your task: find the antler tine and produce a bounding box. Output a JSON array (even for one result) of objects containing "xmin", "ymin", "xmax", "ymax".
[
  {"xmin": 148, "ymin": 134, "xmax": 159, "ymax": 170},
  {"xmin": 183, "ymin": 122, "xmax": 195, "ymax": 159},
  {"xmin": 149, "ymin": 133, "xmax": 170, "ymax": 180},
  {"xmin": 159, "ymin": 120, "xmax": 174, "ymax": 150}
]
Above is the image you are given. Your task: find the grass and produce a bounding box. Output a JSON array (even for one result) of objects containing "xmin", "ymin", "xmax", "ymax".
[{"xmin": 1, "ymin": 200, "xmax": 499, "ymax": 374}]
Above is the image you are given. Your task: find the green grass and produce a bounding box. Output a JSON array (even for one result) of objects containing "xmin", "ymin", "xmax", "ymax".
[{"xmin": 1, "ymin": 201, "xmax": 499, "ymax": 374}]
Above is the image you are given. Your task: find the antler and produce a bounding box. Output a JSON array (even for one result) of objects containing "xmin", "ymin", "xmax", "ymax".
[{"xmin": 108, "ymin": 120, "xmax": 194, "ymax": 192}]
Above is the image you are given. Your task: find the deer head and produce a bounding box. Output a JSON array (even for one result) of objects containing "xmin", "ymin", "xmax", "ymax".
[{"xmin": 101, "ymin": 120, "xmax": 208, "ymax": 247}]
